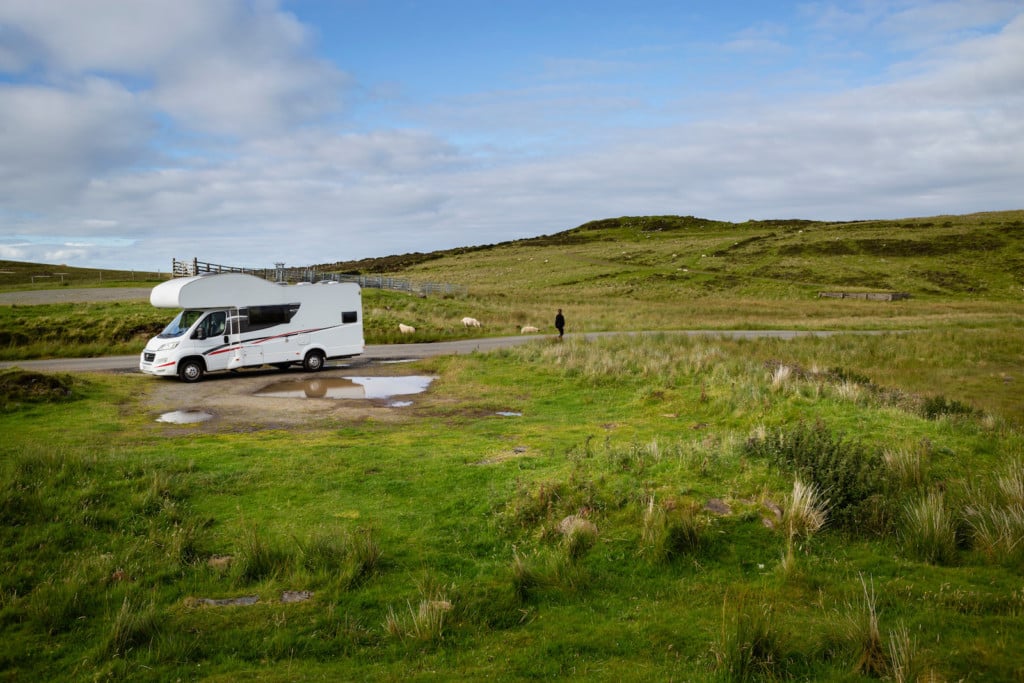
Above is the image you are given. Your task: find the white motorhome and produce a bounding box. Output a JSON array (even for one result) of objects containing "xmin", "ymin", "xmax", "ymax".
[{"xmin": 140, "ymin": 273, "xmax": 363, "ymax": 382}]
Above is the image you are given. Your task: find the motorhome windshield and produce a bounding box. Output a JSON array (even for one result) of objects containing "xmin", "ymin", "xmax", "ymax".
[{"xmin": 158, "ymin": 310, "xmax": 204, "ymax": 338}]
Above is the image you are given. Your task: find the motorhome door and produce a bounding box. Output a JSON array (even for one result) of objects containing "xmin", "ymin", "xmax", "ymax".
[{"xmin": 191, "ymin": 310, "xmax": 231, "ymax": 372}]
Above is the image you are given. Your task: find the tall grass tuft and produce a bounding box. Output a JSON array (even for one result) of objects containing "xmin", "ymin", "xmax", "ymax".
[
  {"xmin": 165, "ymin": 519, "xmax": 203, "ymax": 566},
  {"xmin": 713, "ymin": 595, "xmax": 789, "ymax": 682},
  {"xmin": 511, "ymin": 550, "xmax": 538, "ymax": 602},
  {"xmin": 382, "ymin": 586, "xmax": 453, "ymax": 643},
  {"xmin": 103, "ymin": 597, "xmax": 161, "ymax": 658},
  {"xmin": 560, "ymin": 515, "xmax": 598, "ymax": 560},
  {"xmin": 888, "ymin": 623, "xmax": 930, "ymax": 683},
  {"xmin": 884, "ymin": 442, "xmax": 929, "ymax": 493},
  {"xmin": 902, "ymin": 491, "xmax": 958, "ymax": 565},
  {"xmin": 26, "ymin": 577, "xmax": 87, "ymax": 635},
  {"xmin": 641, "ymin": 497, "xmax": 706, "ymax": 563},
  {"xmin": 964, "ymin": 459, "xmax": 1024, "ymax": 565},
  {"xmin": 921, "ymin": 394, "xmax": 975, "ymax": 420},
  {"xmin": 784, "ymin": 478, "xmax": 828, "ymax": 539},
  {"xmin": 509, "ymin": 544, "xmax": 588, "ymax": 601},
  {"xmin": 408, "ymin": 597, "xmax": 452, "ymax": 642},
  {"xmin": 298, "ymin": 527, "xmax": 381, "ymax": 588},
  {"xmin": 770, "ymin": 364, "xmax": 791, "ymax": 390},
  {"xmin": 846, "ymin": 575, "xmax": 886, "ymax": 678},
  {"xmin": 343, "ymin": 528, "xmax": 382, "ymax": 587},
  {"xmin": 234, "ymin": 525, "xmax": 291, "ymax": 583}
]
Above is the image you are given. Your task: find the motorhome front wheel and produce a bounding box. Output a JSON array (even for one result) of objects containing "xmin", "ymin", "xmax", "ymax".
[{"xmin": 178, "ymin": 359, "xmax": 205, "ymax": 383}]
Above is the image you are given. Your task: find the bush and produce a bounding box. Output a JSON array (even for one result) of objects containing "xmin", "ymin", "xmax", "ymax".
[
  {"xmin": 744, "ymin": 421, "xmax": 893, "ymax": 532},
  {"xmin": 921, "ymin": 395, "xmax": 975, "ymax": 420},
  {"xmin": 0, "ymin": 369, "xmax": 78, "ymax": 411}
]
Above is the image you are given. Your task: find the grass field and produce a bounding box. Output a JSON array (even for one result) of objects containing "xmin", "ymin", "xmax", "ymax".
[{"xmin": 2, "ymin": 210, "xmax": 1023, "ymax": 680}]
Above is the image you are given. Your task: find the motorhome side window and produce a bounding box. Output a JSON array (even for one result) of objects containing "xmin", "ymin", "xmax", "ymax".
[
  {"xmin": 237, "ymin": 304, "xmax": 301, "ymax": 332},
  {"xmin": 191, "ymin": 311, "xmax": 226, "ymax": 339},
  {"xmin": 342, "ymin": 311, "xmax": 358, "ymax": 323}
]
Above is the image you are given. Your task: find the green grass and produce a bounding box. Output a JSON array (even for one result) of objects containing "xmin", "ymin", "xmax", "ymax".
[
  {"xmin": 1, "ymin": 209, "xmax": 1022, "ymax": 678},
  {"xmin": 4, "ymin": 211, "xmax": 1023, "ymax": 424},
  {"xmin": 2, "ymin": 328, "xmax": 1023, "ymax": 680},
  {"xmin": 0, "ymin": 258, "xmax": 165, "ymax": 289}
]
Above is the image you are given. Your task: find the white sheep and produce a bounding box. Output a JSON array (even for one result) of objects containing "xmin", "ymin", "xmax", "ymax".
[
  {"xmin": 398, "ymin": 323, "xmax": 416, "ymax": 334},
  {"xmin": 520, "ymin": 325, "xmax": 539, "ymax": 334},
  {"xmin": 461, "ymin": 316, "xmax": 482, "ymax": 328}
]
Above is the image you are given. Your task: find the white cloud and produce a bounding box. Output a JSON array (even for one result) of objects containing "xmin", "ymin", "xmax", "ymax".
[
  {"xmin": 0, "ymin": 2, "xmax": 1021, "ymax": 270},
  {"xmin": 0, "ymin": 0, "xmax": 348, "ymax": 138},
  {"xmin": 0, "ymin": 78, "xmax": 152, "ymax": 207}
]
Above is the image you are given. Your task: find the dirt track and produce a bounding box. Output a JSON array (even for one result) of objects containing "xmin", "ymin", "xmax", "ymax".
[{"xmin": 143, "ymin": 361, "xmax": 435, "ymax": 433}]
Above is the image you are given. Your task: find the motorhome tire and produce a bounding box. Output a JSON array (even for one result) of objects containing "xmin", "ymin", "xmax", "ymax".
[
  {"xmin": 303, "ymin": 351, "xmax": 325, "ymax": 372},
  {"xmin": 178, "ymin": 358, "xmax": 205, "ymax": 383}
]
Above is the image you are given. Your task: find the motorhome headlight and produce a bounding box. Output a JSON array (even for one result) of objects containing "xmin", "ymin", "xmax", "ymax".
[{"xmin": 157, "ymin": 341, "xmax": 179, "ymax": 351}]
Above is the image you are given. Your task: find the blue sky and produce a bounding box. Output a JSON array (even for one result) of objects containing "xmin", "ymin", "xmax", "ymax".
[{"xmin": 0, "ymin": 0, "xmax": 1022, "ymax": 271}]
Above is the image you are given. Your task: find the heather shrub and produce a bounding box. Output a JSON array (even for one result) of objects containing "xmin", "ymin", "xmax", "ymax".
[{"xmin": 744, "ymin": 421, "xmax": 893, "ymax": 533}]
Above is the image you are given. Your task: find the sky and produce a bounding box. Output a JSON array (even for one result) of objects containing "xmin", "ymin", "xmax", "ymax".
[{"xmin": 0, "ymin": 1, "xmax": 1022, "ymax": 272}]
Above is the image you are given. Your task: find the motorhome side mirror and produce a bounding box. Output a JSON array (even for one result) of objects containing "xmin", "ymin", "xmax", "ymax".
[{"xmin": 195, "ymin": 329, "xmax": 206, "ymax": 340}]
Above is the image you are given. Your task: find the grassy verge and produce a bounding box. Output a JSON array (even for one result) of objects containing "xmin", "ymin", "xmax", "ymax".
[{"xmin": 2, "ymin": 332, "xmax": 1023, "ymax": 680}]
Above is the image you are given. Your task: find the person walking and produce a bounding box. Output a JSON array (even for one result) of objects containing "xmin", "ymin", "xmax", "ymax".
[{"xmin": 554, "ymin": 308, "xmax": 565, "ymax": 339}]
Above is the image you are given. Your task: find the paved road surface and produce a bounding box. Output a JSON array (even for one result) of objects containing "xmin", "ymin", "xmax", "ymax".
[
  {"xmin": 1, "ymin": 286, "xmax": 886, "ymax": 373},
  {"xmin": 0, "ymin": 330, "xmax": 869, "ymax": 374},
  {"xmin": 0, "ymin": 287, "xmax": 151, "ymax": 305}
]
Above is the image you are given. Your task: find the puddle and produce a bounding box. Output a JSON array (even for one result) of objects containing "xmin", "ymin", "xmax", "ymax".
[
  {"xmin": 255, "ymin": 376, "xmax": 435, "ymax": 400},
  {"xmin": 157, "ymin": 409, "xmax": 214, "ymax": 424},
  {"xmin": 378, "ymin": 358, "xmax": 418, "ymax": 364},
  {"xmin": 389, "ymin": 400, "xmax": 413, "ymax": 407},
  {"xmin": 496, "ymin": 411, "xmax": 522, "ymax": 417}
]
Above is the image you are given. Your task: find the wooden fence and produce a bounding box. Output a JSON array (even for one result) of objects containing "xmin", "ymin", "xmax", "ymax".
[{"xmin": 171, "ymin": 258, "xmax": 466, "ymax": 296}]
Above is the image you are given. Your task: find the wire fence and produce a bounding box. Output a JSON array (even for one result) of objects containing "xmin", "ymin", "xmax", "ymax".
[{"xmin": 172, "ymin": 258, "xmax": 466, "ymax": 296}]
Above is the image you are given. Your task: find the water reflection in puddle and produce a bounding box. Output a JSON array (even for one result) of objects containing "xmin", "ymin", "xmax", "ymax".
[
  {"xmin": 157, "ymin": 409, "xmax": 214, "ymax": 424},
  {"xmin": 255, "ymin": 376, "xmax": 435, "ymax": 400},
  {"xmin": 496, "ymin": 411, "xmax": 522, "ymax": 417}
]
